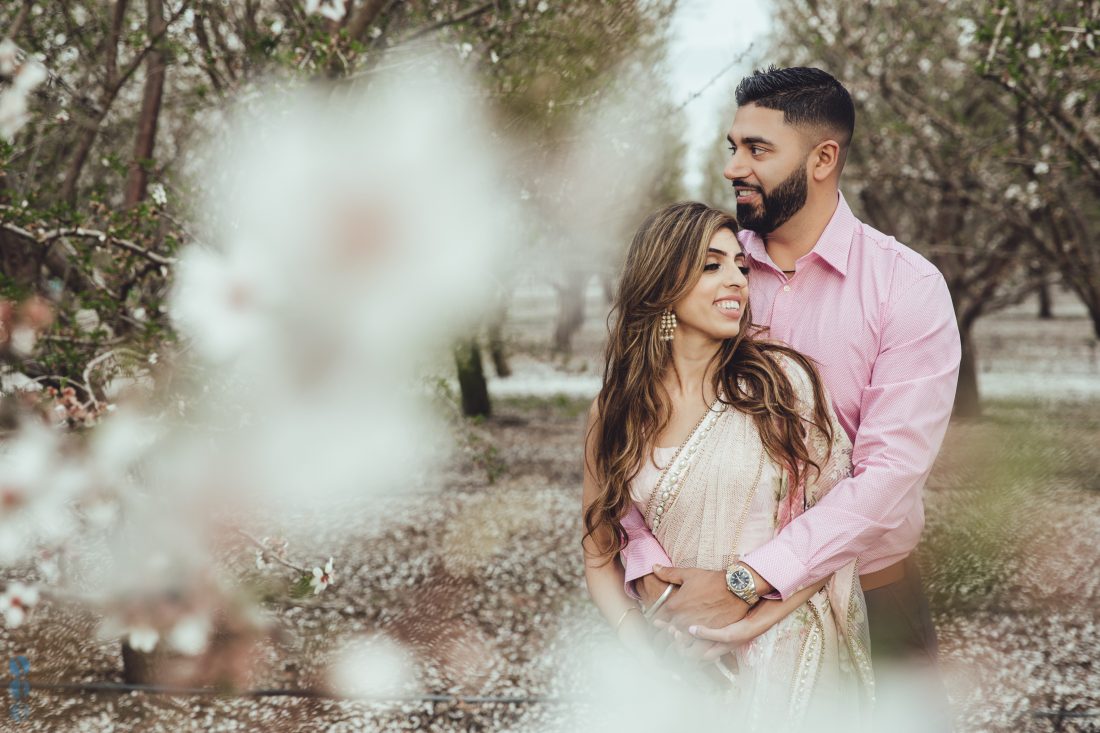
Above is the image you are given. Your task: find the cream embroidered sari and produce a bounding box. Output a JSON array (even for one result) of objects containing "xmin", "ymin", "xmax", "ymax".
[{"xmin": 635, "ymin": 356, "xmax": 874, "ymax": 728}]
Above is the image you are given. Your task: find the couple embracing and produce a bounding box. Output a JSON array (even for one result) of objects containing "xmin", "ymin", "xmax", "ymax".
[{"xmin": 582, "ymin": 66, "xmax": 961, "ymax": 730}]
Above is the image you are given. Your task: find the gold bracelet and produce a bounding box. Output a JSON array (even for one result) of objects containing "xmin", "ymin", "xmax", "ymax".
[{"xmin": 614, "ymin": 606, "xmax": 642, "ymax": 632}]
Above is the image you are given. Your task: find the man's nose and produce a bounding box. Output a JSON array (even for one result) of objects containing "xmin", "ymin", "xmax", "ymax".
[{"xmin": 723, "ymin": 152, "xmax": 750, "ymax": 182}]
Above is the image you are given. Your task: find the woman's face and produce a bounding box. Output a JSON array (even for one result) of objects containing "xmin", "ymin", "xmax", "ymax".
[{"xmin": 671, "ymin": 228, "xmax": 749, "ymax": 343}]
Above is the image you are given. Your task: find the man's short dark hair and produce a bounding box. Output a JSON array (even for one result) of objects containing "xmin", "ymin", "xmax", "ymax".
[{"xmin": 735, "ymin": 66, "xmax": 855, "ymax": 149}]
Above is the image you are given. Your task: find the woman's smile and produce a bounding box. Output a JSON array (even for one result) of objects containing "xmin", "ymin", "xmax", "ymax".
[{"xmin": 714, "ymin": 297, "xmax": 743, "ymax": 319}]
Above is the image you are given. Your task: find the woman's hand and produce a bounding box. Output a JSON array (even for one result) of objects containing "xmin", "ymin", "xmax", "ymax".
[
  {"xmin": 685, "ymin": 603, "xmax": 770, "ymax": 661},
  {"xmin": 685, "ymin": 578, "xmax": 829, "ymax": 660},
  {"xmin": 652, "ymin": 616, "xmax": 737, "ymax": 663}
]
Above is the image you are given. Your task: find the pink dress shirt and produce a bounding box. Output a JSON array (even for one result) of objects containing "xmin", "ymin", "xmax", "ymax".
[{"xmin": 621, "ymin": 192, "xmax": 961, "ymax": 600}]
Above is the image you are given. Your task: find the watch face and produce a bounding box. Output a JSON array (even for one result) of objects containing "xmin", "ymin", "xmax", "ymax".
[{"xmin": 729, "ymin": 568, "xmax": 752, "ymax": 591}]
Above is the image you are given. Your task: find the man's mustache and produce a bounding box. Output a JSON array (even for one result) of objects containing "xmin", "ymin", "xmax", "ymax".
[{"xmin": 731, "ymin": 180, "xmax": 764, "ymax": 194}]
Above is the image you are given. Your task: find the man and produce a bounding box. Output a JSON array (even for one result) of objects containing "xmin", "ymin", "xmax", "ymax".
[{"xmin": 619, "ymin": 66, "xmax": 961, "ymax": 722}]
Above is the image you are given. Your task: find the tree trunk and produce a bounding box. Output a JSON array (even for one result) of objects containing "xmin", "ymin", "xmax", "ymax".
[
  {"xmin": 1037, "ymin": 278, "xmax": 1053, "ymax": 319},
  {"xmin": 59, "ymin": 0, "xmax": 130, "ymax": 206},
  {"xmin": 487, "ymin": 321, "xmax": 510, "ymax": 378},
  {"xmin": 954, "ymin": 320, "xmax": 981, "ymax": 419},
  {"xmin": 487, "ymin": 294, "xmax": 511, "ymax": 378},
  {"xmin": 124, "ymin": 0, "xmax": 168, "ymax": 207},
  {"xmin": 454, "ymin": 337, "xmax": 491, "ymax": 418},
  {"xmin": 553, "ymin": 271, "xmax": 588, "ymax": 357}
]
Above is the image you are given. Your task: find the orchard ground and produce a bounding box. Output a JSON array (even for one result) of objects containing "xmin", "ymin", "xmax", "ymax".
[{"xmin": 1, "ymin": 283, "xmax": 1097, "ymax": 732}]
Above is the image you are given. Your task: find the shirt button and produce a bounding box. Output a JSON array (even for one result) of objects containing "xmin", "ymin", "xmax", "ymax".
[{"xmin": 783, "ymin": 285, "xmax": 791, "ymax": 292}]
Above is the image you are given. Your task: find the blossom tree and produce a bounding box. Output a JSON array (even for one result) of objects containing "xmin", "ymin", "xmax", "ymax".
[
  {"xmin": 764, "ymin": 0, "xmax": 1097, "ymax": 416},
  {"xmin": 979, "ymin": 0, "xmax": 1100, "ymax": 338}
]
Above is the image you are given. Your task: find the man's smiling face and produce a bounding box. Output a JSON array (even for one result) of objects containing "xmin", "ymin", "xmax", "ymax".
[{"xmin": 722, "ymin": 103, "xmax": 812, "ymax": 235}]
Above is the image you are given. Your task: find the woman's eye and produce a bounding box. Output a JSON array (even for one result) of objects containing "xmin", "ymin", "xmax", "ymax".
[
  {"xmin": 738, "ymin": 266, "xmax": 750, "ymax": 276},
  {"xmin": 704, "ymin": 262, "xmax": 720, "ymax": 271}
]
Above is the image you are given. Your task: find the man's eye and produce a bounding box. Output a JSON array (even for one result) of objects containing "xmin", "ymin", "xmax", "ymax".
[{"xmin": 751, "ymin": 146, "xmax": 765, "ymax": 155}]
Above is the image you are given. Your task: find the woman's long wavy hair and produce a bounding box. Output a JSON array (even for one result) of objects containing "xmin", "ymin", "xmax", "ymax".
[{"xmin": 583, "ymin": 201, "xmax": 835, "ymax": 562}]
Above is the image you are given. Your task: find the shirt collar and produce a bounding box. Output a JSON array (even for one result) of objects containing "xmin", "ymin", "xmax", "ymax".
[{"xmin": 739, "ymin": 191, "xmax": 856, "ymax": 277}]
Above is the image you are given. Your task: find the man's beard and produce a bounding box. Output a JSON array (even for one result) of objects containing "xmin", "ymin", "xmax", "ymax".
[{"xmin": 735, "ymin": 163, "xmax": 808, "ymax": 235}]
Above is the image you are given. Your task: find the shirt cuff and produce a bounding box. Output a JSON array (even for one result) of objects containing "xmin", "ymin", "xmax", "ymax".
[{"xmin": 741, "ymin": 540, "xmax": 808, "ymax": 601}]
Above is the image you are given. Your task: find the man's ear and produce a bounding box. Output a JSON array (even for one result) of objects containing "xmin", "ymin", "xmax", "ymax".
[{"xmin": 809, "ymin": 139, "xmax": 841, "ymax": 182}]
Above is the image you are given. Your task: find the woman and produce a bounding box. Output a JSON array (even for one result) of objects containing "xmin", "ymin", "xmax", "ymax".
[{"xmin": 581, "ymin": 202, "xmax": 873, "ymax": 726}]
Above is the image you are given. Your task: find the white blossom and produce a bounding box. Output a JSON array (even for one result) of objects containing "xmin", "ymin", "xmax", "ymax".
[
  {"xmin": 13, "ymin": 59, "xmax": 46, "ymax": 91},
  {"xmin": 167, "ymin": 614, "xmax": 211, "ymax": 655},
  {"xmin": 0, "ymin": 423, "xmax": 80, "ymax": 563},
  {"xmin": 304, "ymin": 0, "xmax": 345, "ymax": 21},
  {"xmin": 9, "ymin": 326, "xmax": 36, "ymax": 356},
  {"xmin": 310, "ymin": 557, "xmax": 335, "ymax": 594},
  {"xmin": 128, "ymin": 626, "xmax": 159, "ymax": 653},
  {"xmin": 75, "ymin": 308, "xmax": 100, "ymax": 333},
  {"xmin": 319, "ymin": 0, "xmax": 346, "ymax": 22},
  {"xmin": 537, "ymin": 0, "xmax": 550, "ymax": 12},
  {"xmin": 0, "ymin": 87, "xmax": 30, "ymax": 140},
  {"xmin": 149, "ymin": 182, "xmax": 167, "ymax": 206},
  {"xmin": 1027, "ymin": 42, "xmax": 1042, "ymax": 59},
  {"xmin": 169, "ymin": 244, "xmax": 277, "ymax": 363},
  {"xmin": 0, "ymin": 583, "xmax": 39, "ymax": 627},
  {"xmin": 327, "ymin": 635, "xmax": 417, "ymax": 699},
  {"xmin": 1033, "ymin": 161, "xmax": 1050, "ymax": 175},
  {"xmin": 0, "ymin": 39, "xmax": 19, "ymax": 75}
]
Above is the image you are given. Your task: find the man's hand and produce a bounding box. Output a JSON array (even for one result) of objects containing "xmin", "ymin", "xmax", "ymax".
[
  {"xmin": 651, "ymin": 564, "xmax": 748, "ymax": 629},
  {"xmin": 634, "ymin": 572, "xmax": 669, "ymax": 609}
]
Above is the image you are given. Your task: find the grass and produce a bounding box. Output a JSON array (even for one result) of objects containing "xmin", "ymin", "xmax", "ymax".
[{"xmin": 920, "ymin": 397, "xmax": 1100, "ymax": 614}]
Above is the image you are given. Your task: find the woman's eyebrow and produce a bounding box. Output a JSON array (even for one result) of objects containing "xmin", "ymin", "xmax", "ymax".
[{"xmin": 707, "ymin": 247, "xmax": 727, "ymax": 256}]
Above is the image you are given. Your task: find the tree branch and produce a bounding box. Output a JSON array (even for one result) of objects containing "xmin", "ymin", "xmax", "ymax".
[{"xmin": 399, "ymin": 2, "xmax": 495, "ymax": 44}]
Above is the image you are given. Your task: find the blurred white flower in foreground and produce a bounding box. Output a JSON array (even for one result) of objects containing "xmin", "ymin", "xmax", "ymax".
[
  {"xmin": 0, "ymin": 39, "xmax": 18, "ymax": 75},
  {"xmin": 128, "ymin": 626, "xmax": 160, "ymax": 653},
  {"xmin": 0, "ymin": 40, "xmax": 48, "ymax": 140},
  {"xmin": 167, "ymin": 613, "xmax": 212, "ymax": 655},
  {"xmin": 169, "ymin": 63, "xmax": 515, "ymax": 511},
  {"xmin": 304, "ymin": 0, "xmax": 346, "ymax": 21},
  {"xmin": 0, "ymin": 582, "xmax": 40, "ymax": 627},
  {"xmin": 327, "ymin": 634, "xmax": 417, "ymax": 699},
  {"xmin": 0, "ymin": 422, "xmax": 80, "ymax": 563}
]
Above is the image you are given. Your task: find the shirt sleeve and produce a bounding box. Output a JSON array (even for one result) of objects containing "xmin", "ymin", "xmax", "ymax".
[
  {"xmin": 619, "ymin": 504, "xmax": 671, "ymax": 600},
  {"xmin": 742, "ymin": 272, "xmax": 961, "ymax": 599}
]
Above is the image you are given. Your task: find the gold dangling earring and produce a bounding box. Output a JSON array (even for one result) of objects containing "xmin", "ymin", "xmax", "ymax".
[{"xmin": 659, "ymin": 310, "xmax": 677, "ymax": 341}]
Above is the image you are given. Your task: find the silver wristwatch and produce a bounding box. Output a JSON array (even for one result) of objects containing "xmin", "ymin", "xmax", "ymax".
[{"xmin": 725, "ymin": 562, "xmax": 760, "ymax": 607}]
